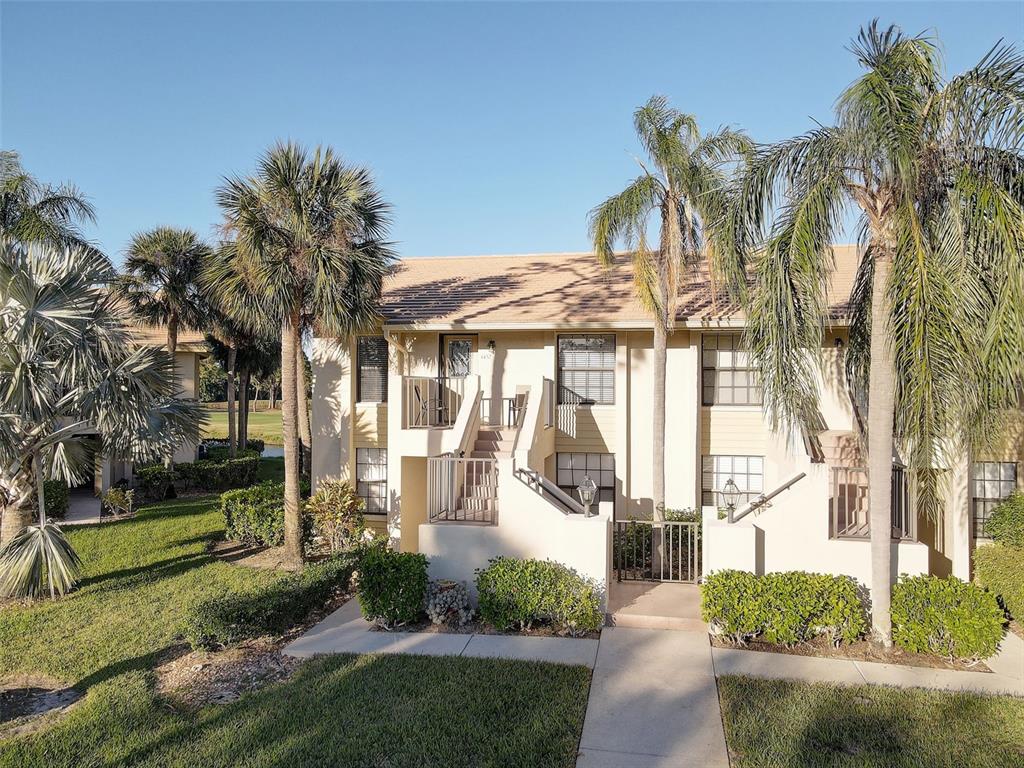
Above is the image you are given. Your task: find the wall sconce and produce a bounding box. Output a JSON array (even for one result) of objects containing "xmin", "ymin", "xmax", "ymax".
[
  {"xmin": 487, "ymin": 340, "xmax": 496, "ymax": 352},
  {"xmin": 834, "ymin": 337, "xmax": 844, "ymax": 349}
]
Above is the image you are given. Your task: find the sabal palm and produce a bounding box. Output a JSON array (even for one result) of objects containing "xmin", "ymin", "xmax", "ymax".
[
  {"xmin": 731, "ymin": 22, "xmax": 1024, "ymax": 643},
  {"xmin": 116, "ymin": 227, "xmax": 211, "ymax": 356},
  {"xmin": 590, "ymin": 96, "xmax": 750, "ymax": 518},
  {"xmin": 0, "ymin": 151, "xmax": 97, "ymax": 253},
  {"xmin": 0, "ymin": 243, "xmax": 202, "ymax": 596},
  {"xmin": 212, "ymin": 142, "xmax": 394, "ymax": 564}
]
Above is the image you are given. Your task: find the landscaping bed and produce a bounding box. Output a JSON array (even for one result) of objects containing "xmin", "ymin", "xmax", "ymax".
[
  {"xmin": 718, "ymin": 674, "xmax": 1024, "ymax": 768},
  {"xmin": 709, "ymin": 635, "xmax": 991, "ymax": 672}
]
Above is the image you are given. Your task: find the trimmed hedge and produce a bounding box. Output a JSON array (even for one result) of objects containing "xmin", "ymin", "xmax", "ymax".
[
  {"xmin": 475, "ymin": 557, "xmax": 604, "ymax": 637},
  {"xmin": 42, "ymin": 480, "xmax": 69, "ymax": 520},
  {"xmin": 202, "ymin": 441, "xmax": 265, "ymax": 461},
  {"xmin": 136, "ymin": 455, "xmax": 260, "ymax": 500},
  {"xmin": 221, "ymin": 481, "xmax": 312, "ymax": 547},
  {"xmin": 182, "ymin": 555, "xmax": 356, "ymax": 649},
  {"xmin": 892, "ymin": 574, "xmax": 1005, "ymax": 662},
  {"xmin": 976, "ymin": 544, "xmax": 1024, "ymax": 621},
  {"xmin": 701, "ymin": 570, "xmax": 867, "ymax": 646},
  {"xmin": 987, "ymin": 492, "xmax": 1024, "ymax": 548},
  {"xmin": 356, "ymin": 545, "xmax": 428, "ymax": 629}
]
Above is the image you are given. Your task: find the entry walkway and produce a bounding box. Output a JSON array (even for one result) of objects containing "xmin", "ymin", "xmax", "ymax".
[{"xmin": 284, "ymin": 599, "xmax": 599, "ymax": 668}]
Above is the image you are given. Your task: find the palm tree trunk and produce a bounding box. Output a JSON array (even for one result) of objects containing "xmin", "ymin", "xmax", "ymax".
[
  {"xmin": 296, "ymin": 350, "xmax": 312, "ymax": 476},
  {"xmin": 281, "ymin": 312, "xmax": 304, "ymax": 565},
  {"xmin": 226, "ymin": 346, "xmax": 238, "ymax": 459},
  {"xmin": 167, "ymin": 314, "xmax": 178, "ymax": 357},
  {"xmin": 239, "ymin": 367, "xmax": 250, "ymax": 450},
  {"xmin": 867, "ymin": 248, "xmax": 896, "ymax": 646},
  {"xmin": 0, "ymin": 474, "xmax": 34, "ymax": 545},
  {"xmin": 653, "ymin": 320, "xmax": 667, "ymax": 521}
]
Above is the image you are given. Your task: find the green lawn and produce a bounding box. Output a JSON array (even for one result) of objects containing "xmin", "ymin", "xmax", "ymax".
[
  {"xmin": 201, "ymin": 406, "xmax": 283, "ymax": 444},
  {"xmin": 0, "ymin": 481, "xmax": 590, "ymax": 767},
  {"xmin": 719, "ymin": 675, "xmax": 1024, "ymax": 768}
]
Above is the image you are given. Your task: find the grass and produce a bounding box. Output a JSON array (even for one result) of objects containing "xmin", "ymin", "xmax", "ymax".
[
  {"xmin": 0, "ymin": 475, "xmax": 590, "ymax": 767},
  {"xmin": 201, "ymin": 406, "xmax": 283, "ymax": 444},
  {"xmin": 718, "ymin": 675, "xmax": 1024, "ymax": 768}
]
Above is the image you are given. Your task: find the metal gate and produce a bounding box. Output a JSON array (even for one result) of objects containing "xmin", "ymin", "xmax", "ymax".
[{"xmin": 613, "ymin": 520, "xmax": 701, "ymax": 583}]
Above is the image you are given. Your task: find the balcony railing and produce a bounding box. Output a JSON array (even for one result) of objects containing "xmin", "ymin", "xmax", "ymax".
[
  {"xmin": 479, "ymin": 396, "xmax": 527, "ymax": 429},
  {"xmin": 404, "ymin": 376, "xmax": 466, "ymax": 429},
  {"xmin": 830, "ymin": 465, "xmax": 915, "ymax": 540},
  {"xmin": 427, "ymin": 456, "xmax": 498, "ymax": 524}
]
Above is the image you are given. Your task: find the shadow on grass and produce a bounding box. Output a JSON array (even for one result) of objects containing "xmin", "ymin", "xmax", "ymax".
[{"xmin": 77, "ymin": 551, "xmax": 215, "ymax": 589}]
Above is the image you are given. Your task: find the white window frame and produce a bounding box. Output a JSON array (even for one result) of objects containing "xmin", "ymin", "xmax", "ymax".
[
  {"xmin": 557, "ymin": 334, "xmax": 615, "ymax": 405},
  {"xmin": 356, "ymin": 448, "xmax": 387, "ymax": 515},
  {"xmin": 356, "ymin": 336, "xmax": 388, "ymax": 403},
  {"xmin": 701, "ymin": 455, "xmax": 764, "ymax": 507},
  {"xmin": 557, "ymin": 452, "xmax": 615, "ymax": 505},
  {"xmin": 702, "ymin": 333, "xmax": 762, "ymax": 407},
  {"xmin": 971, "ymin": 461, "xmax": 1017, "ymax": 539}
]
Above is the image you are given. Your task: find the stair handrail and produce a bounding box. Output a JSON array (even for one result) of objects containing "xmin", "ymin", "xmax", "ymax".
[
  {"xmin": 728, "ymin": 471, "xmax": 807, "ymax": 523},
  {"xmin": 514, "ymin": 466, "xmax": 587, "ymax": 516}
]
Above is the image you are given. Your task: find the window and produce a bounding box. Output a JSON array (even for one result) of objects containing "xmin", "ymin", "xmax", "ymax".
[
  {"xmin": 558, "ymin": 334, "xmax": 615, "ymax": 405},
  {"xmin": 701, "ymin": 455, "xmax": 764, "ymax": 507},
  {"xmin": 702, "ymin": 333, "xmax": 762, "ymax": 406},
  {"xmin": 557, "ymin": 453, "xmax": 615, "ymax": 505},
  {"xmin": 356, "ymin": 448, "xmax": 387, "ymax": 515},
  {"xmin": 972, "ymin": 461, "xmax": 1017, "ymax": 538},
  {"xmin": 357, "ymin": 337, "xmax": 388, "ymax": 403}
]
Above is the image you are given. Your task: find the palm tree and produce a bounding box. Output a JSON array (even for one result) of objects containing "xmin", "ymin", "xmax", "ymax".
[
  {"xmin": 590, "ymin": 96, "xmax": 750, "ymax": 519},
  {"xmin": 0, "ymin": 243, "xmax": 202, "ymax": 597},
  {"xmin": 211, "ymin": 142, "xmax": 394, "ymax": 565},
  {"xmin": 730, "ymin": 22, "xmax": 1024, "ymax": 644},
  {"xmin": 0, "ymin": 151, "xmax": 98, "ymax": 253},
  {"xmin": 116, "ymin": 227, "xmax": 211, "ymax": 356}
]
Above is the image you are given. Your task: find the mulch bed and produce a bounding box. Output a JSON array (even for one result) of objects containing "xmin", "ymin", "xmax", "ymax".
[
  {"xmin": 208, "ymin": 540, "xmax": 303, "ymax": 572},
  {"xmin": 370, "ymin": 616, "xmax": 600, "ymax": 640},
  {"xmin": 710, "ymin": 634, "xmax": 991, "ymax": 672},
  {"xmin": 0, "ymin": 674, "xmax": 82, "ymax": 739}
]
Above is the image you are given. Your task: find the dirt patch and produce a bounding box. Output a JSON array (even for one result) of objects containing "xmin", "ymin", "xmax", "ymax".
[
  {"xmin": 208, "ymin": 540, "xmax": 301, "ymax": 572},
  {"xmin": 709, "ymin": 634, "xmax": 991, "ymax": 672},
  {"xmin": 0, "ymin": 675, "xmax": 82, "ymax": 738},
  {"xmin": 372, "ymin": 617, "xmax": 600, "ymax": 640},
  {"xmin": 156, "ymin": 638, "xmax": 301, "ymax": 710}
]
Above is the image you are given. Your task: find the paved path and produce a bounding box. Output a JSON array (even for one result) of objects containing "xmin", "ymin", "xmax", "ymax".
[
  {"xmin": 284, "ymin": 600, "xmax": 599, "ymax": 668},
  {"xmin": 576, "ymin": 627, "xmax": 729, "ymax": 768},
  {"xmin": 713, "ymin": 629, "xmax": 1024, "ymax": 697},
  {"xmin": 61, "ymin": 492, "xmax": 102, "ymax": 526}
]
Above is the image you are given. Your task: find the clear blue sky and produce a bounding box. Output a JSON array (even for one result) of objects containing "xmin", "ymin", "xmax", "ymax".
[{"xmin": 3, "ymin": 2, "xmax": 1022, "ymax": 262}]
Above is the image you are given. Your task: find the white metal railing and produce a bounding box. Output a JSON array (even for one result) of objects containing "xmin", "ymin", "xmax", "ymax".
[
  {"xmin": 480, "ymin": 395, "xmax": 527, "ymax": 428},
  {"xmin": 405, "ymin": 376, "xmax": 466, "ymax": 429},
  {"xmin": 514, "ymin": 467, "xmax": 586, "ymax": 515},
  {"xmin": 727, "ymin": 472, "xmax": 807, "ymax": 523},
  {"xmin": 428, "ymin": 456, "xmax": 498, "ymax": 524}
]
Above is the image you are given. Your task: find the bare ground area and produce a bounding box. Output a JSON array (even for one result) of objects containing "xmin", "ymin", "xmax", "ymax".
[{"xmin": 710, "ymin": 634, "xmax": 992, "ymax": 672}]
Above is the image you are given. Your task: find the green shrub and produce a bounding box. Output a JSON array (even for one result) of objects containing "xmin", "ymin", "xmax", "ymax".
[
  {"xmin": 891, "ymin": 574, "xmax": 1005, "ymax": 662},
  {"xmin": 42, "ymin": 480, "xmax": 69, "ymax": 520},
  {"xmin": 202, "ymin": 438, "xmax": 265, "ymax": 457},
  {"xmin": 306, "ymin": 479, "xmax": 365, "ymax": 553},
  {"xmin": 177, "ymin": 455, "xmax": 259, "ymax": 491},
  {"xmin": 975, "ymin": 544, "xmax": 1024, "ymax": 620},
  {"xmin": 136, "ymin": 465, "xmax": 179, "ymax": 500},
  {"xmin": 356, "ymin": 544, "xmax": 428, "ymax": 629},
  {"xmin": 99, "ymin": 487, "xmax": 135, "ymax": 517},
  {"xmin": 475, "ymin": 557, "xmax": 603, "ymax": 636},
  {"xmin": 222, "ymin": 482, "xmax": 290, "ymax": 546},
  {"xmin": 987, "ymin": 492, "xmax": 1024, "ymax": 548},
  {"xmin": 701, "ymin": 570, "xmax": 867, "ymax": 646},
  {"xmin": 182, "ymin": 555, "xmax": 356, "ymax": 649}
]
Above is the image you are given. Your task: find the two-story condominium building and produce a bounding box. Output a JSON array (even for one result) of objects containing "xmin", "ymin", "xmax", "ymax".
[{"xmin": 311, "ymin": 248, "xmax": 1023, "ymax": 604}]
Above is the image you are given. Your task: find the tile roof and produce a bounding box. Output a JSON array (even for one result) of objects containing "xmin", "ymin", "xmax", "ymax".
[
  {"xmin": 127, "ymin": 323, "xmax": 208, "ymax": 353},
  {"xmin": 379, "ymin": 245, "xmax": 862, "ymax": 328}
]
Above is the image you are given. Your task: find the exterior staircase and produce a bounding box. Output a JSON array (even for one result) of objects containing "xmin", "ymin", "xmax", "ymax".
[{"xmin": 470, "ymin": 426, "xmax": 514, "ymax": 459}]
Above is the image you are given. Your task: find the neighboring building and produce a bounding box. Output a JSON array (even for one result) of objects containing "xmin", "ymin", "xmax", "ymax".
[
  {"xmin": 92, "ymin": 324, "xmax": 207, "ymax": 493},
  {"xmin": 311, "ymin": 248, "xmax": 1023, "ymax": 603}
]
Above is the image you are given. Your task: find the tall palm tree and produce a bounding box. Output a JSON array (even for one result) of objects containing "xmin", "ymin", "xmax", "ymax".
[
  {"xmin": 0, "ymin": 243, "xmax": 202, "ymax": 597},
  {"xmin": 0, "ymin": 151, "xmax": 97, "ymax": 253},
  {"xmin": 211, "ymin": 142, "xmax": 394, "ymax": 565},
  {"xmin": 116, "ymin": 227, "xmax": 211, "ymax": 356},
  {"xmin": 730, "ymin": 22, "xmax": 1024, "ymax": 644},
  {"xmin": 590, "ymin": 96, "xmax": 750, "ymax": 519}
]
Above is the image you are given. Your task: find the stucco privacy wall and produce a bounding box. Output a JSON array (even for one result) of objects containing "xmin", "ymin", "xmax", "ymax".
[{"xmin": 418, "ymin": 458, "xmax": 611, "ymax": 605}]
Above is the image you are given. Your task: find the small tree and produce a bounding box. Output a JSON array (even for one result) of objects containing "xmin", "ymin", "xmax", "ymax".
[
  {"xmin": 0, "ymin": 244, "xmax": 202, "ymax": 597},
  {"xmin": 306, "ymin": 478, "xmax": 365, "ymax": 553}
]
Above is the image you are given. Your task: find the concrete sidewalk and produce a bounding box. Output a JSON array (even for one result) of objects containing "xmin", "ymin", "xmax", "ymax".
[
  {"xmin": 712, "ymin": 629, "xmax": 1024, "ymax": 697},
  {"xmin": 284, "ymin": 599, "xmax": 600, "ymax": 668},
  {"xmin": 576, "ymin": 627, "xmax": 729, "ymax": 768}
]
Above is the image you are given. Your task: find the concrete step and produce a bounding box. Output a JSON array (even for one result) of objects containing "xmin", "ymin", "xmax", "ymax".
[
  {"xmin": 477, "ymin": 428, "xmax": 511, "ymax": 441},
  {"xmin": 470, "ymin": 450, "xmax": 511, "ymax": 459},
  {"xmin": 604, "ymin": 612, "xmax": 708, "ymax": 632},
  {"xmin": 474, "ymin": 439, "xmax": 515, "ymax": 452}
]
